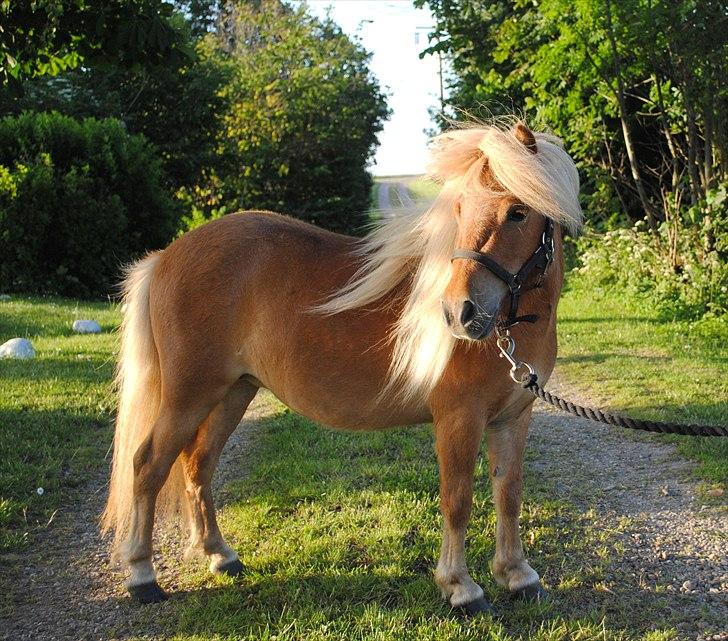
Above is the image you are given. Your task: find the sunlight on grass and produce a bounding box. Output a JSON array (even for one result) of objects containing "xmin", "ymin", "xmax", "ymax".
[
  {"xmin": 557, "ymin": 280, "xmax": 728, "ymax": 482},
  {"xmin": 0, "ymin": 296, "xmax": 119, "ymax": 551},
  {"xmin": 0, "ymin": 295, "xmax": 714, "ymax": 639},
  {"xmin": 146, "ymin": 400, "xmax": 680, "ymax": 641},
  {"xmin": 406, "ymin": 175, "xmax": 440, "ymax": 204}
]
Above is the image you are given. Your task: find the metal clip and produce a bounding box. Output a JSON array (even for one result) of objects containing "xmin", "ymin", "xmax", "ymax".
[{"xmin": 495, "ymin": 327, "xmax": 536, "ymax": 385}]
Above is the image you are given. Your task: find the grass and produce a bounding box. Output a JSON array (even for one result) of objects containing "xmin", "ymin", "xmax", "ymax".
[
  {"xmin": 0, "ymin": 296, "xmax": 119, "ymax": 552},
  {"xmin": 557, "ymin": 279, "xmax": 728, "ymax": 484},
  {"xmin": 406, "ymin": 175, "xmax": 440, "ymax": 204},
  {"xmin": 1, "ymin": 288, "xmax": 725, "ymax": 638},
  {"xmin": 157, "ymin": 398, "xmax": 681, "ymax": 641}
]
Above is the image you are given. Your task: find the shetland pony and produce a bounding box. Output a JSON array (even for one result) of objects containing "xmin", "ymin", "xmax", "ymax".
[{"xmin": 102, "ymin": 121, "xmax": 581, "ymax": 613}]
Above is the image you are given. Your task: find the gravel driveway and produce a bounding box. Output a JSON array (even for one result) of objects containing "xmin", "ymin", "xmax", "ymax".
[{"xmin": 377, "ymin": 180, "xmax": 414, "ymax": 216}]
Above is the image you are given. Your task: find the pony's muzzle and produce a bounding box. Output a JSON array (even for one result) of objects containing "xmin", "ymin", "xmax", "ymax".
[{"xmin": 441, "ymin": 297, "xmax": 497, "ymax": 341}]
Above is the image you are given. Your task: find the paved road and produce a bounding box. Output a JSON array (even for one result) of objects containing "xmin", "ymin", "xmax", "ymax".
[{"xmin": 377, "ymin": 180, "xmax": 414, "ymax": 216}]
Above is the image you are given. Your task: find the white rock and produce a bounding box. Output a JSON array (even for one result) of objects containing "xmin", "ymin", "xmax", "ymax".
[
  {"xmin": 0, "ymin": 294, "xmax": 10, "ymax": 300},
  {"xmin": 72, "ymin": 319, "xmax": 102, "ymax": 334},
  {"xmin": 0, "ymin": 337, "xmax": 36, "ymax": 359}
]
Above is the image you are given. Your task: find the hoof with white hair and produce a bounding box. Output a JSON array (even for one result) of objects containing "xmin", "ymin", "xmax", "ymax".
[
  {"xmin": 457, "ymin": 595, "xmax": 494, "ymax": 617},
  {"xmin": 128, "ymin": 581, "xmax": 168, "ymax": 604},
  {"xmin": 215, "ymin": 558, "xmax": 245, "ymax": 577},
  {"xmin": 510, "ymin": 581, "xmax": 548, "ymax": 602}
]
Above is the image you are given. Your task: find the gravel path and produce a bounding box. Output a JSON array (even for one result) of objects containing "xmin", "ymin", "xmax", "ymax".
[
  {"xmin": 0, "ymin": 398, "xmax": 269, "ymax": 641},
  {"xmin": 1, "ymin": 386, "xmax": 726, "ymax": 640},
  {"xmin": 529, "ymin": 375, "xmax": 727, "ymax": 640}
]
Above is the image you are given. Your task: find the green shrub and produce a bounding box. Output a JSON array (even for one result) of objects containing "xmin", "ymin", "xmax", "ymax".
[
  {"xmin": 574, "ymin": 189, "xmax": 728, "ymax": 319},
  {"xmin": 0, "ymin": 112, "xmax": 177, "ymax": 297}
]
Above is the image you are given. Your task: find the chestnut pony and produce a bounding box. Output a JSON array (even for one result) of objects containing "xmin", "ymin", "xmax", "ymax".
[{"xmin": 102, "ymin": 121, "xmax": 582, "ymax": 613}]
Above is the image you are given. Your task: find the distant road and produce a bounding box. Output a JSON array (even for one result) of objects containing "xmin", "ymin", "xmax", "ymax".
[{"xmin": 376, "ymin": 179, "xmax": 414, "ymax": 217}]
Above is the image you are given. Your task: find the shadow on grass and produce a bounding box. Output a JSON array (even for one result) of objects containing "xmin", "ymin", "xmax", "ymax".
[
  {"xmin": 139, "ymin": 551, "xmax": 719, "ymax": 640},
  {"xmin": 0, "ymin": 406, "xmax": 112, "ymax": 553}
]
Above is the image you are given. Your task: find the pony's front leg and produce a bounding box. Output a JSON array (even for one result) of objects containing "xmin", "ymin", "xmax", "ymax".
[
  {"xmin": 486, "ymin": 404, "xmax": 546, "ymax": 600},
  {"xmin": 433, "ymin": 413, "xmax": 492, "ymax": 615}
]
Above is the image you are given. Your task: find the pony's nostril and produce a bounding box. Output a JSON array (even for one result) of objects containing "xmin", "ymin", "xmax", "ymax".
[{"xmin": 460, "ymin": 300, "xmax": 476, "ymax": 326}]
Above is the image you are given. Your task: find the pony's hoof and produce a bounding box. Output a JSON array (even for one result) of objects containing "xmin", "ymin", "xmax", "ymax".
[
  {"xmin": 511, "ymin": 581, "xmax": 548, "ymax": 603},
  {"xmin": 216, "ymin": 558, "xmax": 245, "ymax": 577},
  {"xmin": 457, "ymin": 595, "xmax": 494, "ymax": 617},
  {"xmin": 128, "ymin": 581, "xmax": 169, "ymax": 604}
]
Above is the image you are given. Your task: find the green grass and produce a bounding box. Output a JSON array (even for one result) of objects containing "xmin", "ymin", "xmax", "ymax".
[
  {"xmin": 1, "ymin": 290, "xmax": 725, "ymax": 638},
  {"xmin": 557, "ymin": 279, "xmax": 728, "ymax": 484},
  {"xmin": 0, "ymin": 296, "xmax": 119, "ymax": 551},
  {"xmin": 370, "ymin": 181, "xmax": 381, "ymax": 211},
  {"xmin": 406, "ymin": 175, "xmax": 440, "ymax": 204}
]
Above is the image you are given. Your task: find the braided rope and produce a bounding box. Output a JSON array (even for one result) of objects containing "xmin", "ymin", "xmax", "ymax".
[{"xmin": 522, "ymin": 375, "xmax": 728, "ymax": 437}]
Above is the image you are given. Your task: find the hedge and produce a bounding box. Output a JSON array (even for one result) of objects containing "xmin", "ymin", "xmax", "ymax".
[{"xmin": 0, "ymin": 112, "xmax": 177, "ymax": 297}]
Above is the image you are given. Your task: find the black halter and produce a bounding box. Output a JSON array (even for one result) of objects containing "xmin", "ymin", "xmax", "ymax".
[{"xmin": 451, "ymin": 218, "xmax": 555, "ymax": 328}]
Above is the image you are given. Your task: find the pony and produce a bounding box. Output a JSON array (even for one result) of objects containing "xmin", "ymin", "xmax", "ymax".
[{"xmin": 102, "ymin": 120, "xmax": 582, "ymax": 614}]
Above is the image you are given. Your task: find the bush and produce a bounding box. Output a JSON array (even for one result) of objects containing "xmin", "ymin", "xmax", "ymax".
[
  {"xmin": 0, "ymin": 112, "xmax": 177, "ymax": 297},
  {"xmin": 573, "ymin": 190, "xmax": 728, "ymax": 319}
]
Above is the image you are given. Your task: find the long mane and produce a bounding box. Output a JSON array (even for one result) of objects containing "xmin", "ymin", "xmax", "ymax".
[{"xmin": 319, "ymin": 121, "xmax": 583, "ymax": 402}]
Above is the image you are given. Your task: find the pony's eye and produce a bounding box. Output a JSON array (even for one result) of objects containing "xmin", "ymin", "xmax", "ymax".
[{"xmin": 507, "ymin": 205, "xmax": 528, "ymax": 222}]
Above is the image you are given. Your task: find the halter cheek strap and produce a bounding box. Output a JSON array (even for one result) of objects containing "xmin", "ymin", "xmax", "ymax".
[{"xmin": 451, "ymin": 218, "xmax": 555, "ymax": 328}]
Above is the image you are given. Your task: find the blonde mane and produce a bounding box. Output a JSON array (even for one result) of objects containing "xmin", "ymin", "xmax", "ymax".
[{"xmin": 320, "ymin": 122, "xmax": 582, "ymax": 402}]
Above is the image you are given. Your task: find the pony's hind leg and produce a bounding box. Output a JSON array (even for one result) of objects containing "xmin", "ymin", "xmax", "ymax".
[
  {"xmin": 486, "ymin": 405, "xmax": 545, "ymax": 601},
  {"xmin": 181, "ymin": 379, "xmax": 258, "ymax": 576},
  {"xmin": 433, "ymin": 412, "xmax": 492, "ymax": 615},
  {"xmin": 124, "ymin": 401, "xmax": 215, "ymax": 603}
]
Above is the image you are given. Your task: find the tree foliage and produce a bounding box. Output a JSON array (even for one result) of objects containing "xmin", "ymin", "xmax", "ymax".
[
  {"xmin": 0, "ymin": 112, "xmax": 177, "ymax": 296},
  {"xmin": 195, "ymin": 1, "xmax": 389, "ymax": 234},
  {"xmin": 2, "ymin": 41, "xmax": 231, "ymax": 197},
  {"xmin": 0, "ymin": 0, "xmax": 193, "ymax": 87},
  {"xmin": 419, "ymin": 0, "xmax": 728, "ymax": 317},
  {"xmin": 3, "ymin": 1, "xmax": 388, "ymax": 237},
  {"xmin": 419, "ymin": 0, "xmax": 728, "ymax": 225}
]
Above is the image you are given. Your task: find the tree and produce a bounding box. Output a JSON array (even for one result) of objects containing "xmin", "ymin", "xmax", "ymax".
[
  {"xmin": 418, "ymin": 0, "xmax": 728, "ymax": 231},
  {"xmin": 0, "ymin": 0, "xmax": 192, "ymax": 86},
  {"xmin": 200, "ymin": 0, "xmax": 390, "ymax": 234},
  {"xmin": 2, "ymin": 36, "xmax": 232, "ymax": 198}
]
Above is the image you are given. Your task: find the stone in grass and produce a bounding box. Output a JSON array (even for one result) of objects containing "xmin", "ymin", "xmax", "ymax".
[
  {"xmin": 0, "ymin": 294, "xmax": 10, "ymax": 301},
  {"xmin": 0, "ymin": 338, "xmax": 36, "ymax": 359},
  {"xmin": 72, "ymin": 319, "xmax": 102, "ymax": 334}
]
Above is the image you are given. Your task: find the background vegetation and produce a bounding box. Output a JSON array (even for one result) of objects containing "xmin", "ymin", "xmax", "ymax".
[
  {"xmin": 0, "ymin": 0, "xmax": 389, "ymax": 297},
  {"xmin": 0, "ymin": 112, "xmax": 176, "ymax": 296},
  {"xmin": 1, "ymin": 2, "xmax": 725, "ymax": 637},
  {"xmin": 419, "ymin": 0, "xmax": 728, "ymax": 320}
]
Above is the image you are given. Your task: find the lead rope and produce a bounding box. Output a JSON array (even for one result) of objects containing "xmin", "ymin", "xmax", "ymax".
[{"xmin": 495, "ymin": 326, "xmax": 728, "ymax": 438}]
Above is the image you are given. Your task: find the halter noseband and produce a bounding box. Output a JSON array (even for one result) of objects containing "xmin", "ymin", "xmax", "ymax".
[{"xmin": 451, "ymin": 218, "xmax": 555, "ymax": 328}]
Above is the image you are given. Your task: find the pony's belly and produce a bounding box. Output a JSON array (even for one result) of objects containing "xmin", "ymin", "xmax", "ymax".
[{"xmin": 247, "ymin": 369, "xmax": 431, "ymax": 431}]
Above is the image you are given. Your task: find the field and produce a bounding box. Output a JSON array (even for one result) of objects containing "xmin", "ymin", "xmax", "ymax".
[{"xmin": 1, "ymin": 283, "xmax": 726, "ymax": 639}]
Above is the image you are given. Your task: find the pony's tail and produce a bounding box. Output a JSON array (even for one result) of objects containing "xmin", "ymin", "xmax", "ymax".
[{"xmin": 101, "ymin": 252, "xmax": 186, "ymax": 558}]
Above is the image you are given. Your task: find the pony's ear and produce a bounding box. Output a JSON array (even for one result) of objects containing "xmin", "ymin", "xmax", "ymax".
[{"xmin": 514, "ymin": 122, "xmax": 537, "ymax": 154}]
